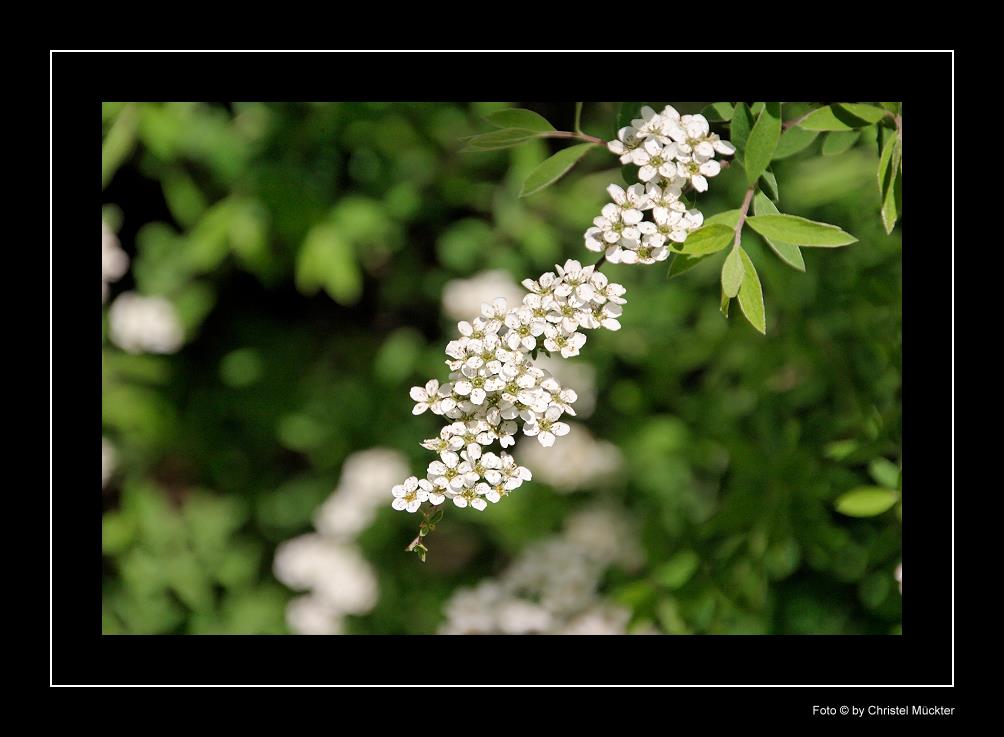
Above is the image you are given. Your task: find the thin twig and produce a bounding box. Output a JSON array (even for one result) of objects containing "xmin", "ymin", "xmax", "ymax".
[{"xmin": 734, "ymin": 187, "xmax": 756, "ymax": 248}]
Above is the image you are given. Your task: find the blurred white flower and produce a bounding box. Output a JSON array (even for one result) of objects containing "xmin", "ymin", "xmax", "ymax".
[
  {"xmin": 895, "ymin": 563, "xmax": 902, "ymax": 594},
  {"xmin": 108, "ymin": 292, "xmax": 184, "ymax": 354},
  {"xmin": 556, "ymin": 604, "xmax": 631, "ymax": 635},
  {"xmin": 517, "ymin": 422, "xmax": 621, "ymax": 492},
  {"xmin": 439, "ymin": 507, "xmax": 637, "ymax": 635},
  {"xmin": 314, "ymin": 448, "xmax": 409, "ymax": 539},
  {"xmin": 101, "ymin": 437, "xmax": 117, "ymax": 488},
  {"xmin": 441, "ymin": 269, "xmax": 525, "ymax": 322},
  {"xmin": 285, "ymin": 594, "xmax": 345, "ymax": 635},
  {"xmin": 101, "ymin": 219, "xmax": 129, "ymax": 303},
  {"xmin": 273, "ymin": 534, "xmax": 377, "ymax": 615},
  {"xmin": 564, "ymin": 506, "xmax": 643, "ymax": 570}
]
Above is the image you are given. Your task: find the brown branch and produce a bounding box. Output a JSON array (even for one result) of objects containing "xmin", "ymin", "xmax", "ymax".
[{"xmin": 734, "ymin": 187, "xmax": 756, "ymax": 248}]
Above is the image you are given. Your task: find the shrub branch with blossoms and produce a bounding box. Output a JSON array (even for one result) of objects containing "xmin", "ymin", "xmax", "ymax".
[{"xmin": 395, "ymin": 102, "xmax": 872, "ymax": 560}]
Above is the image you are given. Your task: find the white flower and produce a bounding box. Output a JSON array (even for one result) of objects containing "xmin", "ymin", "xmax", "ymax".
[
  {"xmin": 543, "ymin": 323, "xmax": 587, "ymax": 359},
  {"xmin": 452, "ymin": 479, "xmax": 487, "ymax": 511},
  {"xmin": 410, "ymin": 379, "xmax": 443, "ymax": 415},
  {"xmin": 585, "ymin": 206, "xmax": 639, "ymax": 251},
  {"xmin": 631, "ymin": 106, "xmax": 670, "ymax": 143},
  {"xmin": 631, "ymin": 139, "xmax": 680, "ymax": 183},
  {"xmin": 523, "ymin": 405, "xmax": 571, "ymax": 447},
  {"xmin": 391, "ymin": 476, "xmax": 429, "ymax": 512},
  {"xmin": 108, "ymin": 292, "xmax": 184, "ymax": 354},
  {"xmin": 102, "ymin": 219, "xmax": 129, "ymax": 303},
  {"xmin": 606, "ymin": 126, "xmax": 643, "ymax": 164},
  {"xmin": 606, "ymin": 183, "xmax": 649, "ymax": 225},
  {"xmin": 676, "ymin": 155, "xmax": 722, "ymax": 193},
  {"xmin": 504, "ymin": 308, "xmax": 546, "ymax": 351},
  {"xmin": 645, "ymin": 181, "xmax": 687, "ymax": 212}
]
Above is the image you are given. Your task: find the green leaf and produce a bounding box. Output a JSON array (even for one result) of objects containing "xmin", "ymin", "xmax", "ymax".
[
  {"xmin": 877, "ymin": 131, "xmax": 896, "ymax": 200},
  {"xmin": 461, "ymin": 128, "xmax": 545, "ymax": 152},
  {"xmin": 750, "ymin": 102, "xmax": 765, "ymax": 116},
  {"xmin": 798, "ymin": 103, "xmax": 887, "ymax": 131},
  {"xmin": 878, "ymin": 132, "xmax": 903, "ymax": 234},
  {"xmin": 704, "ymin": 209, "xmax": 741, "ymax": 228},
  {"xmin": 654, "ymin": 550, "xmax": 700, "ymax": 589},
  {"xmin": 721, "ymin": 247, "xmax": 745, "ymax": 298},
  {"xmin": 616, "ymin": 102, "xmax": 644, "ymax": 136},
  {"xmin": 702, "ymin": 102, "xmax": 735, "ymax": 123},
  {"xmin": 759, "ymin": 169, "xmax": 779, "ymax": 202},
  {"xmin": 737, "ymin": 248, "xmax": 766, "ymax": 334},
  {"xmin": 667, "ymin": 252, "xmax": 709, "ymax": 279},
  {"xmin": 730, "ymin": 102, "xmax": 754, "ymax": 156},
  {"xmin": 678, "ymin": 224, "xmax": 733, "ymax": 256},
  {"xmin": 752, "ymin": 193, "xmax": 805, "ymax": 271},
  {"xmin": 744, "ymin": 102, "xmax": 782, "ymax": 185},
  {"xmin": 773, "ymin": 126, "xmax": 819, "ymax": 160},
  {"xmin": 520, "ymin": 143, "xmax": 596, "ymax": 197},
  {"xmin": 882, "ymin": 164, "xmax": 902, "ymax": 234},
  {"xmin": 296, "ymin": 223, "xmax": 362, "ymax": 305},
  {"xmin": 720, "ymin": 289, "xmax": 731, "ymax": 317},
  {"xmin": 484, "ymin": 108, "xmax": 555, "ymax": 133},
  {"xmin": 821, "ymin": 130, "xmax": 862, "ymax": 156},
  {"xmin": 880, "ymin": 102, "xmax": 901, "ymax": 114},
  {"xmin": 573, "ymin": 102, "xmax": 583, "ymax": 133},
  {"xmin": 746, "ymin": 214, "xmax": 857, "ymax": 247},
  {"xmin": 834, "ymin": 487, "xmax": 899, "ymax": 517},
  {"xmin": 868, "ymin": 458, "xmax": 900, "ymax": 490}
]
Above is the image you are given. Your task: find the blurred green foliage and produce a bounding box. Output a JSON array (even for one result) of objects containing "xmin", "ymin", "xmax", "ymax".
[{"xmin": 101, "ymin": 102, "xmax": 901, "ymax": 634}]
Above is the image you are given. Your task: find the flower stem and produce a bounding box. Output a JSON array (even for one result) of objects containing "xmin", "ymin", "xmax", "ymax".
[{"xmin": 734, "ymin": 186, "xmax": 756, "ymax": 248}]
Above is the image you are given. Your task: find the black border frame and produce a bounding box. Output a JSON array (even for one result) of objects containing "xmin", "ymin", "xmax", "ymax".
[{"xmin": 53, "ymin": 50, "xmax": 953, "ymax": 689}]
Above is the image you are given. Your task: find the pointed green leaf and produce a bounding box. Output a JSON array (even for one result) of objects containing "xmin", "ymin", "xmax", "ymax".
[
  {"xmin": 702, "ymin": 102, "xmax": 735, "ymax": 123},
  {"xmin": 720, "ymin": 289, "xmax": 731, "ymax": 317},
  {"xmin": 881, "ymin": 164, "xmax": 902, "ymax": 234},
  {"xmin": 730, "ymin": 102, "xmax": 754, "ymax": 156},
  {"xmin": 773, "ymin": 126, "xmax": 819, "ymax": 160},
  {"xmin": 461, "ymin": 128, "xmax": 545, "ymax": 152},
  {"xmin": 721, "ymin": 247, "xmax": 745, "ymax": 298},
  {"xmin": 877, "ymin": 131, "xmax": 897, "ymax": 200},
  {"xmin": 736, "ymin": 248, "xmax": 765, "ymax": 334},
  {"xmin": 759, "ymin": 169, "xmax": 779, "ymax": 202},
  {"xmin": 752, "ymin": 193, "xmax": 805, "ymax": 272},
  {"xmin": 835, "ymin": 487, "xmax": 899, "ymax": 517},
  {"xmin": 667, "ymin": 252, "xmax": 710, "ymax": 279},
  {"xmin": 678, "ymin": 223, "xmax": 734, "ymax": 256},
  {"xmin": 750, "ymin": 102, "xmax": 766, "ymax": 116},
  {"xmin": 744, "ymin": 102, "xmax": 782, "ymax": 185},
  {"xmin": 484, "ymin": 108, "xmax": 555, "ymax": 132},
  {"xmin": 798, "ymin": 104, "xmax": 887, "ymax": 131},
  {"xmin": 746, "ymin": 214, "xmax": 857, "ymax": 247},
  {"xmin": 821, "ymin": 130, "xmax": 862, "ymax": 156},
  {"xmin": 520, "ymin": 143, "xmax": 596, "ymax": 197}
]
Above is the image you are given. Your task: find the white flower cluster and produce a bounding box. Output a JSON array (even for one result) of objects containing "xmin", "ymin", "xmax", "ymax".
[
  {"xmin": 108, "ymin": 292, "xmax": 184, "ymax": 355},
  {"xmin": 439, "ymin": 507, "xmax": 642, "ymax": 635},
  {"xmin": 587, "ymin": 105, "xmax": 735, "ymax": 265},
  {"xmin": 102, "ymin": 219, "xmax": 129, "ymax": 303},
  {"xmin": 393, "ymin": 259, "xmax": 627, "ymax": 514},
  {"xmin": 275, "ymin": 448, "xmax": 409, "ymax": 634}
]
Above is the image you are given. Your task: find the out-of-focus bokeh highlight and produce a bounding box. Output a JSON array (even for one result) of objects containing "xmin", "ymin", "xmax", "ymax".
[{"xmin": 101, "ymin": 102, "xmax": 902, "ymax": 635}]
